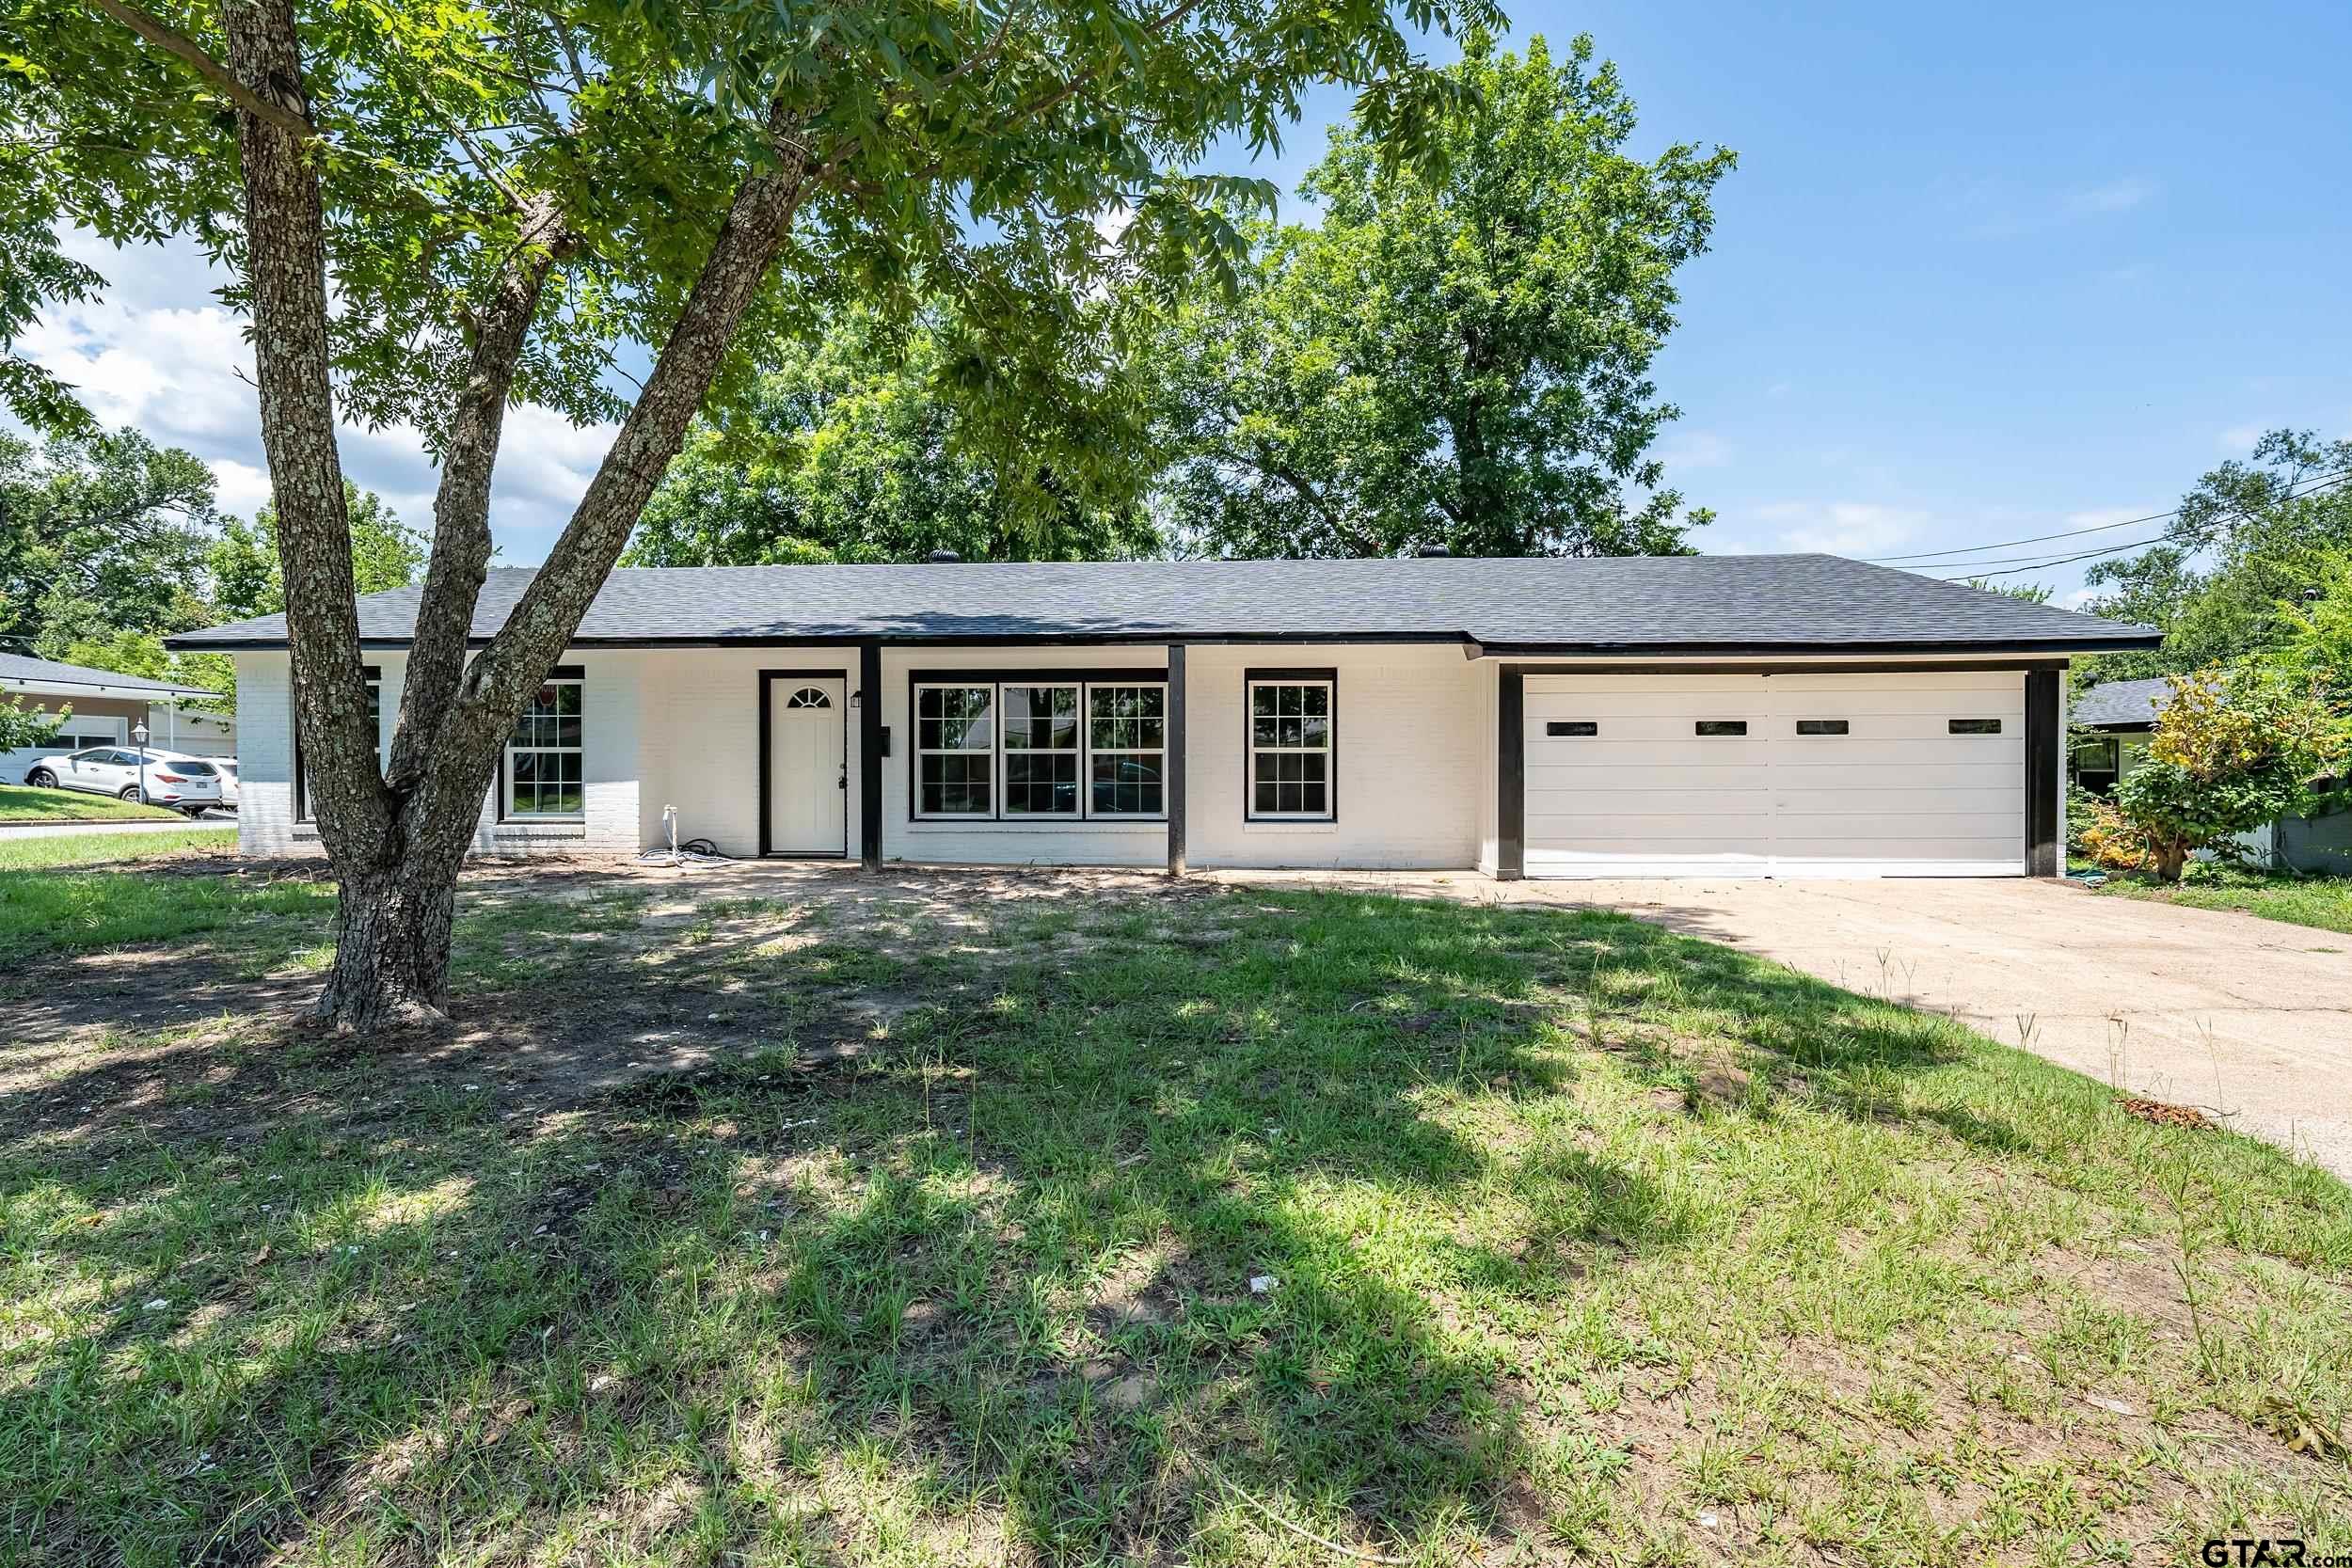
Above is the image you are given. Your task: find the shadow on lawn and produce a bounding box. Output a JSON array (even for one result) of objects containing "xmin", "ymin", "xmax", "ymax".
[{"xmin": 0, "ymin": 880, "xmax": 2042, "ymax": 1563}]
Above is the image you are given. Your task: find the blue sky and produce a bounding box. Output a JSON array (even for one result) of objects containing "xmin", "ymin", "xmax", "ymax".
[
  {"xmin": 1245, "ymin": 0, "xmax": 2352, "ymax": 599},
  {"xmin": 23, "ymin": 0, "xmax": 2351, "ymax": 602}
]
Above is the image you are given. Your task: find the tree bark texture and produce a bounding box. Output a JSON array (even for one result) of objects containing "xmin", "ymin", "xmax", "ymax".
[
  {"xmin": 387, "ymin": 194, "xmax": 577, "ymax": 793},
  {"xmin": 215, "ymin": 6, "xmax": 817, "ymax": 1028}
]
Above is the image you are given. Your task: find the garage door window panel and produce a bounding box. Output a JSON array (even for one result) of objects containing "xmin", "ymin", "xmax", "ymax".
[{"xmin": 1248, "ymin": 674, "xmax": 1335, "ymax": 820}]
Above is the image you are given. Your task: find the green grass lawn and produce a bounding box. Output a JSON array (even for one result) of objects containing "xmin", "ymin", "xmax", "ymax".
[
  {"xmin": 0, "ymin": 826, "xmax": 329, "ymax": 976},
  {"xmin": 2074, "ymin": 861, "xmax": 2352, "ymax": 935},
  {"xmin": 2, "ymin": 870, "xmax": 2346, "ymax": 1564},
  {"xmin": 0, "ymin": 783, "xmax": 184, "ymax": 823}
]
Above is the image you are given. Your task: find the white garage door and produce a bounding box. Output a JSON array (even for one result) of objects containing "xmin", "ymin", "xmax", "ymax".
[{"xmin": 1524, "ymin": 671, "xmax": 2026, "ymax": 878}]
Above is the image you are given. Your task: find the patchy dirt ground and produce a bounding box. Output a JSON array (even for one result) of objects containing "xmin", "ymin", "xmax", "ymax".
[{"xmin": 0, "ymin": 859, "xmax": 1220, "ymax": 1156}]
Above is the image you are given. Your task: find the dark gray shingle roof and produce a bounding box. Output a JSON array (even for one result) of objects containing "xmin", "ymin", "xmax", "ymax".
[
  {"xmin": 167, "ymin": 555, "xmax": 2162, "ymax": 654},
  {"xmin": 2072, "ymin": 675, "xmax": 2173, "ymax": 729},
  {"xmin": 0, "ymin": 650, "xmax": 218, "ymax": 697}
]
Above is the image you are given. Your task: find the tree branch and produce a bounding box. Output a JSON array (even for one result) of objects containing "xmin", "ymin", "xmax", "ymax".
[
  {"xmin": 386, "ymin": 192, "xmax": 579, "ymax": 792},
  {"xmin": 85, "ymin": 0, "xmax": 318, "ymax": 142},
  {"xmin": 429, "ymin": 114, "xmax": 815, "ymax": 781}
]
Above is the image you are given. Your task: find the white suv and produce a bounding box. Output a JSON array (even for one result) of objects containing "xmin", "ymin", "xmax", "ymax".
[{"xmin": 24, "ymin": 747, "xmax": 226, "ymax": 816}]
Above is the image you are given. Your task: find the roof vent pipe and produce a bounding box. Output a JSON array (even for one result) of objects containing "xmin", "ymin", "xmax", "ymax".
[
  {"xmin": 1415, "ymin": 545, "xmax": 1452, "ymax": 558},
  {"xmin": 927, "ymin": 549, "xmax": 961, "ymax": 563}
]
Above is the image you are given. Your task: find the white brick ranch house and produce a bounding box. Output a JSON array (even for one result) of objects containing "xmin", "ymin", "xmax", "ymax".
[{"xmin": 167, "ymin": 554, "xmax": 2160, "ymax": 879}]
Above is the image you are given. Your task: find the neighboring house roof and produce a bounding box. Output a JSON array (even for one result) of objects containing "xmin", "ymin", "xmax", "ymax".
[
  {"xmin": 167, "ymin": 556, "xmax": 2163, "ymax": 655},
  {"xmin": 2072, "ymin": 676, "xmax": 2175, "ymax": 730},
  {"xmin": 0, "ymin": 650, "xmax": 221, "ymax": 700}
]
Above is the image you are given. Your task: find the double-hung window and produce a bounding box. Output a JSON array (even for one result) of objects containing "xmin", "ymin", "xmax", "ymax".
[
  {"xmin": 915, "ymin": 685, "xmax": 997, "ymax": 816},
  {"xmin": 1089, "ymin": 685, "xmax": 1166, "ymax": 817},
  {"xmin": 295, "ymin": 665, "xmax": 381, "ymax": 822},
  {"xmin": 504, "ymin": 667, "xmax": 584, "ymax": 819},
  {"xmin": 1247, "ymin": 673, "xmax": 1335, "ymax": 821},
  {"xmin": 1001, "ymin": 685, "xmax": 1082, "ymax": 816},
  {"xmin": 912, "ymin": 673, "xmax": 1167, "ymax": 820}
]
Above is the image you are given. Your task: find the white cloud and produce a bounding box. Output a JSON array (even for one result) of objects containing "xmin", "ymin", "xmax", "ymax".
[
  {"xmin": 210, "ymin": 457, "xmax": 275, "ymax": 516},
  {"xmin": 2218, "ymin": 424, "xmax": 2263, "ymax": 452},
  {"xmin": 2062, "ymin": 587, "xmax": 2101, "ymax": 609},
  {"xmin": 1750, "ymin": 500, "xmax": 1927, "ymax": 558},
  {"xmin": 20, "ymin": 229, "xmax": 619, "ymax": 559},
  {"xmin": 2070, "ymin": 177, "xmax": 2155, "ymax": 214}
]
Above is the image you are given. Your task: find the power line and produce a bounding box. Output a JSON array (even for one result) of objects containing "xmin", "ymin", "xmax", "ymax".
[
  {"xmin": 1928, "ymin": 532, "xmax": 2172, "ymax": 574},
  {"xmin": 1934, "ymin": 537, "xmax": 2177, "ymax": 581},
  {"xmin": 1868, "ymin": 511, "xmax": 2180, "ymax": 563},
  {"xmin": 1870, "ymin": 467, "xmax": 2352, "ymax": 565}
]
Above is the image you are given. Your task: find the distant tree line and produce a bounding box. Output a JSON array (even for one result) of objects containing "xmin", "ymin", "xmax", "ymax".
[{"xmin": 0, "ymin": 428, "xmax": 423, "ymax": 706}]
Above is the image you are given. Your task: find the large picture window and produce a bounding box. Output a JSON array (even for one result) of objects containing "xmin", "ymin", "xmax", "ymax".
[
  {"xmin": 911, "ymin": 673, "xmax": 1168, "ymax": 821},
  {"xmin": 504, "ymin": 668, "xmax": 584, "ymax": 819},
  {"xmin": 295, "ymin": 665, "xmax": 382, "ymax": 822},
  {"xmin": 1248, "ymin": 673, "xmax": 1335, "ymax": 821}
]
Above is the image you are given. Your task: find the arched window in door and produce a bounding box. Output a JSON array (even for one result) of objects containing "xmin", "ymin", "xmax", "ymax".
[{"xmin": 787, "ymin": 687, "xmax": 833, "ymax": 709}]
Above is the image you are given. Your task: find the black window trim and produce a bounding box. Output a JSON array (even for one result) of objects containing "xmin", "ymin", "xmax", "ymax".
[
  {"xmin": 903, "ymin": 667, "xmax": 1170, "ymax": 824},
  {"xmin": 294, "ymin": 664, "xmax": 383, "ymax": 823},
  {"xmin": 1244, "ymin": 666, "xmax": 1339, "ymax": 824},
  {"xmin": 496, "ymin": 664, "xmax": 588, "ymax": 823}
]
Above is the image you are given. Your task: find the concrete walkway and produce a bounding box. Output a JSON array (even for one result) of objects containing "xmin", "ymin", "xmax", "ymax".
[{"xmin": 1211, "ymin": 870, "xmax": 2352, "ymax": 1180}]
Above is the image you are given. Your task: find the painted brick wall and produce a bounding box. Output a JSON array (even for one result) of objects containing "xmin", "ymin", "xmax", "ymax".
[
  {"xmin": 233, "ymin": 650, "xmax": 640, "ymax": 858},
  {"xmin": 234, "ymin": 641, "xmax": 1486, "ymax": 870},
  {"xmin": 879, "ymin": 644, "xmax": 1168, "ymax": 868},
  {"xmin": 1184, "ymin": 643, "xmax": 1483, "ymax": 871},
  {"xmin": 632, "ymin": 647, "xmax": 861, "ymax": 859}
]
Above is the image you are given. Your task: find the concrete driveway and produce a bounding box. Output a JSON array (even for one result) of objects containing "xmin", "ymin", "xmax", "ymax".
[{"xmin": 1215, "ymin": 870, "xmax": 2352, "ymax": 1180}]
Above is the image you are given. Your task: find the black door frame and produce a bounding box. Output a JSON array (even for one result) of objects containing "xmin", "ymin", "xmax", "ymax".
[{"xmin": 758, "ymin": 668, "xmax": 851, "ymax": 859}]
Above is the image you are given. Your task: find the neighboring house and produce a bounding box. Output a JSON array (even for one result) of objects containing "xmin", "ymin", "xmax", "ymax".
[
  {"xmin": 2071, "ymin": 673, "xmax": 2350, "ymax": 874},
  {"xmin": 166, "ymin": 554, "xmax": 2159, "ymax": 879},
  {"xmin": 0, "ymin": 651, "xmax": 237, "ymax": 784}
]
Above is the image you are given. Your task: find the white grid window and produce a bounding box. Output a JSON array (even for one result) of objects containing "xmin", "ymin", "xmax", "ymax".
[
  {"xmin": 916, "ymin": 685, "xmax": 995, "ymax": 816},
  {"xmin": 505, "ymin": 673, "xmax": 583, "ymax": 818},
  {"xmin": 1248, "ymin": 679, "xmax": 1332, "ymax": 819},
  {"xmin": 912, "ymin": 677, "xmax": 1168, "ymax": 821},
  {"xmin": 1089, "ymin": 686, "xmax": 1165, "ymax": 816},
  {"xmin": 1001, "ymin": 685, "xmax": 1081, "ymax": 816}
]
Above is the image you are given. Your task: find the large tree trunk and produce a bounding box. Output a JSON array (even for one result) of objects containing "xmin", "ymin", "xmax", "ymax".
[
  {"xmin": 219, "ymin": 0, "xmax": 816, "ymax": 1033},
  {"xmin": 317, "ymin": 851, "xmax": 465, "ymax": 1028}
]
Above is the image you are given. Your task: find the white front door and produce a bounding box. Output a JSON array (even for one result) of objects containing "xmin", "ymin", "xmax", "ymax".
[{"xmin": 769, "ymin": 676, "xmax": 847, "ymax": 855}]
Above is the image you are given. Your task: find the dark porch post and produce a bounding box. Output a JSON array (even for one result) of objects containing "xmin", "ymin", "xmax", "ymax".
[
  {"xmin": 1166, "ymin": 642, "xmax": 1187, "ymax": 877},
  {"xmin": 2026, "ymin": 667, "xmax": 2060, "ymax": 877},
  {"xmin": 859, "ymin": 639, "xmax": 882, "ymax": 870},
  {"xmin": 1496, "ymin": 665, "xmax": 1525, "ymax": 880}
]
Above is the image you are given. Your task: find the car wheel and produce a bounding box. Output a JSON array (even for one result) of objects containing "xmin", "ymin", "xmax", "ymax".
[
  {"xmin": 119, "ymin": 785, "xmax": 144, "ymax": 803},
  {"xmin": 25, "ymin": 768, "xmax": 56, "ymax": 789}
]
